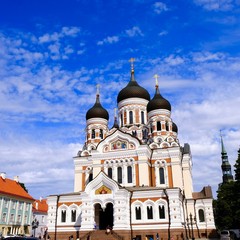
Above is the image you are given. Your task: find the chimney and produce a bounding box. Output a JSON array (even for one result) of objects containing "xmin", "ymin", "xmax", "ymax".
[
  {"xmin": 14, "ymin": 176, "xmax": 19, "ymax": 182},
  {"xmin": 0, "ymin": 172, "xmax": 6, "ymax": 179}
]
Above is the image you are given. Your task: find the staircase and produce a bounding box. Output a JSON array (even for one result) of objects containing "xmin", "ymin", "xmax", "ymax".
[{"xmin": 80, "ymin": 230, "xmax": 124, "ymax": 240}]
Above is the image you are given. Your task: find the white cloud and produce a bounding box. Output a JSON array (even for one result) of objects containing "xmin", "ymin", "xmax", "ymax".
[
  {"xmin": 125, "ymin": 26, "xmax": 144, "ymax": 37},
  {"xmin": 39, "ymin": 26, "xmax": 81, "ymax": 43},
  {"xmin": 97, "ymin": 36, "xmax": 119, "ymax": 45},
  {"xmin": 164, "ymin": 54, "xmax": 185, "ymax": 65},
  {"xmin": 194, "ymin": 0, "xmax": 233, "ymax": 11},
  {"xmin": 158, "ymin": 30, "xmax": 168, "ymax": 36},
  {"xmin": 0, "ymin": 134, "xmax": 81, "ymax": 197},
  {"xmin": 61, "ymin": 26, "xmax": 80, "ymax": 37},
  {"xmin": 153, "ymin": 2, "xmax": 169, "ymax": 14},
  {"xmin": 191, "ymin": 51, "xmax": 225, "ymax": 62},
  {"xmin": 77, "ymin": 49, "xmax": 85, "ymax": 55}
]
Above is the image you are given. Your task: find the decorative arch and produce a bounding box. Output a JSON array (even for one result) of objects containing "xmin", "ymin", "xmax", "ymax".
[
  {"xmin": 155, "ymin": 199, "xmax": 168, "ymax": 220},
  {"xmin": 144, "ymin": 200, "xmax": 155, "ymax": 220},
  {"xmin": 81, "ymin": 150, "xmax": 90, "ymax": 156},
  {"xmin": 58, "ymin": 204, "xmax": 68, "ymax": 223},
  {"xmin": 131, "ymin": 200, "xmax": 143, "ymax": 221},
  {"xmin": 154, "ymin": 160, "xmax": 168, "ymax": 187},
  {"xmin": 198, "ymin": 208, "xmax": 205, "ymax": 222},
  {"xmin": 160, "ymin": 142, "xmax": 170, "ymax": 148}
]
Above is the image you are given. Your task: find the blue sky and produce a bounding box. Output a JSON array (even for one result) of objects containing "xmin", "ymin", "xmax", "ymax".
[{"xmin": 1, "ymin": 0, "xmax": 240, "ymax": 199}]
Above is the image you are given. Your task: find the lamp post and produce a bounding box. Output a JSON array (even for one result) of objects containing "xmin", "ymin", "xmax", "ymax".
[
  {"xmin": 187, "ymin": 213, "xmax": 195, "ymax": 240},
  {"xmin": 32, "ymin": 218, "xmax": 39, "ymax": 237}
]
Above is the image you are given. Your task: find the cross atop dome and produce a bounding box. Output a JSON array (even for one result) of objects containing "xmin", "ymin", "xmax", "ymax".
[
  {"xmin": 96, "ymin": 84, "xmax": 100, "ymax": 96},
  {"xmin": 154, "ymin": 74, "xmax": 159, "ymax": 87},
  {"xmin": 129, "ymin": 57, "xmax": 135, "ymax": 71}
]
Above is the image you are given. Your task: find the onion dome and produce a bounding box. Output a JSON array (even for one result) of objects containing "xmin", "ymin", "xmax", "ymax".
[
  {"xmin": 147, "ymin": 79, "xmax": 171, "ymax": 112},
  {"xmin": 172, "ymin": 122, "xmax": 178, "ymax": 133},
  {"xmin": 117, "ymin": 68, "xmax": 150, "ymax": 103},
  {"xmin": 86, "ymin": 91, "xmax": 109, "ymax": 121}
]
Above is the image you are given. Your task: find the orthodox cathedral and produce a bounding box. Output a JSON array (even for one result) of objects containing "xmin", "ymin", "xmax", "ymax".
[{"xmin": 47, "ymin": 62, "xmax": 216, "ymax": 240}]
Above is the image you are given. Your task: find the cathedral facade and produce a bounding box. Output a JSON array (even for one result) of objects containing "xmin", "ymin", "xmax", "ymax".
[{"xmin": 47, "ymin": 65, "xmax": 216, "ymax": 240}]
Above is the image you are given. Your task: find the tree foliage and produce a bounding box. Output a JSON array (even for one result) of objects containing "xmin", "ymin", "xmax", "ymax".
[
  {"xmin": 214, "ymin": 148, "xmax": 240, "ymax": 230},
  {"xmin": 19, "ymin": 182, "xmax": 28, "ymax": 193}
]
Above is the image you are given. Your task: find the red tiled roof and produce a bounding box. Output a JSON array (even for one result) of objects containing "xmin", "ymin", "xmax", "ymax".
[
  {"xmin": 33, "ymin": 199, "xmax": 48, "ymax": 213},
  {"xmin": 0, "ymin": 177, "xmax": 34, "ymax": 201}
]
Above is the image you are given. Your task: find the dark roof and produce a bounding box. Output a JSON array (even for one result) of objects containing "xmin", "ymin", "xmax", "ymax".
[
  {"xmin": 117, "ymin": 69, "xmax": 150, "ymax": 103},
  {"xmin": 147, "ymin": 85, "xmax": 171, "ymax": 112},
  {"xmin": 192, "ymin": 186, "xmax": 213, "ymax": 199},
  {"xmin": 86, "ymin": 94, "xmax": 109, "ymax": 120}
]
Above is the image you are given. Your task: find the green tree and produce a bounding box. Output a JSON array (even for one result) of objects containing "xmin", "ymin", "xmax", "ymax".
[
  {"xmin": 214, "ymin": 147, "xmax": 240, "ymax": 230},
  {"xmin": 19, "ymin": 182, "xmax": 28, "ymax": 193},
  {"xmin": 214, "ymin": 181, "xmax": 235, "ymax": 230},
  {"xmin": 233, "ymin": 148, "xmax": 240, "ymax": 228}
]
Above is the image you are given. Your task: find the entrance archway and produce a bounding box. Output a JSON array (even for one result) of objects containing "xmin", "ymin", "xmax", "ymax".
[{"xmin": 94, "ymin": 203, "xmax": 113, "ymax": 230}]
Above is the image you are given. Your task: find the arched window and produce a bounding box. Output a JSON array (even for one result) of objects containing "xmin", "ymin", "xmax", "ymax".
[
  {"xmin": 141, "ymin": 111, "xmax": 145, "ymax": 124},
  {"xmin": 117, "ymin": 167, "xmax": 122, "ymax": 183},
  {"xmin": 129, "ymin": 111, "xmax": 133, "ymax": 124},
  {"xmin": 157, "ymin": 121, "xmax": 161, "ymax": 131},
  {"xmin": 108, "ymin": 168, "xmax": 112, "ymax": 179},
  {"xmin": 198, "ymin": 209, "xmax": 205, "ymax": 222},
  {"xmin": 166, "ymin": 122, "xmax": 169, "ymax": 131},
  {"xmin": 91, "ymin": 129, "xmax": 95, "ymax": 139},
  {"xmin": 147, "ymin": 206, "xmax": 153, "ymax": 219},
  {"xmin": 121, "ymin": 114, "xmax": 123, "ymax": 127},
  {"xmin": 135, "ymin": 206, "xmax": 141, "ymax": 220},
  {"xmin": 61, "ymin": 210, "xmax": 66, "ymax": 222},
  {"xmin": 71, "ymin": 209, "xmax": 76, "ymax": 222},
  {"xmin": 100, "ymin": 129, "xmax": 103, "ymax": 139},
  {"xmin": 159, "ymin": 167, "xmax": 165, "ymax": 184},
  {"xmin": 127, "ymin": 166, "xmax": 132, "ymax": 183},
  {"xmin": 159, "ymin": 205, "xmax": 165, "ymax": 219}
]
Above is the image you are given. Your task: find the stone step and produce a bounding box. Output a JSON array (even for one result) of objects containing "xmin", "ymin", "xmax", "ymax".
[{"xmin": 89, "ymin": 230, "xmax": 121, "ymax": 240}]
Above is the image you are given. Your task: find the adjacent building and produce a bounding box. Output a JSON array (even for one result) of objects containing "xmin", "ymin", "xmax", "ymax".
[
  {"xmin": 47, "ymin": 65, "xmax": 216, "ymax": 240},
  {"xmin": 32, "ymin": 198, "xmax": 48, "ymax": 238},
  {"xmin": 0, "ymin": 173, "xmax": 34, "ymax": 237}
]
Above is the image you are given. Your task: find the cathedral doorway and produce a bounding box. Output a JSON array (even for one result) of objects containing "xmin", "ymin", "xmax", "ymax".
[{"xmin": 94, "ymin": 203, "xmax": 113, "ymax": 230}]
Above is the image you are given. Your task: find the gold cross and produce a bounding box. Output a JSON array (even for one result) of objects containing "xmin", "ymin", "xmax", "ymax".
[
  {"xmin": 154, "ymin": 74, "xmax": 159, "ymax": 86},
  {"xmin": 96, "ymin": 84, "xmax": 100, "ymax": 95},
  {"xmin": 129, "ymin": 57, "xmax": 135, "ymax": 70}
]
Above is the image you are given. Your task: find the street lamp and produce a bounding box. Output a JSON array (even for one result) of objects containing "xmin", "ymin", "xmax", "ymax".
[
  {"xmin": 32, "ymin": 218, "xmax": 39, "ymax": 237},
  {"xmin": 186, "ymin": 213, "xmax": 195, "ymax": 240}
]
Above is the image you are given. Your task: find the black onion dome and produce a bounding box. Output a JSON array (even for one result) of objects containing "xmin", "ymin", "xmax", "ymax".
[
  {"xmin": 147, "ymin": 85, "xmax": 171, "ymax": 112},
  {"xmin": 172, "ymin": 122, "xmax": 178, "ymax": 133},
  {"xmin": 117, "ymin": 69, "xmax": 150, "ymax": 103},
  {"xmin": 86, "ymin": 94, "xmax": 109, "ymax": 120}
]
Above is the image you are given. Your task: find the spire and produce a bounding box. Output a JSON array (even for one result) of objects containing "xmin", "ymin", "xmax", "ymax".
[
  {"xmin": 154, "ymin": 74, "xmax": 159, "ymax": 88},
  {"xmin": 220, "ymin": 130, "xmax": 227, "ymax": 155},
  {"xmin": 220, "ymin": 131, "xmax": 233, "ymax": 184},
  {"xmin": 154, "ymin": 74, "xmax": 160, "ymax": 94},
  {"xmin": 129, "ymin": 57, "xmax": 136, "ymax": 82},
  {"xmin": 111, "ymin": 108, "xmax": 119, "ymax": 129},
  {"xmin": 96, "ymin": 84, "xmax": 100, "ymax": 103}
]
